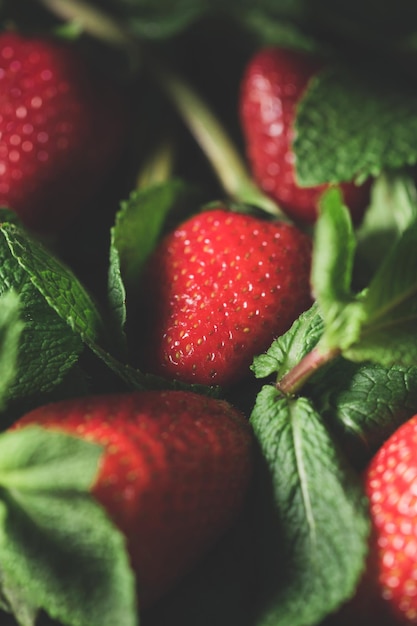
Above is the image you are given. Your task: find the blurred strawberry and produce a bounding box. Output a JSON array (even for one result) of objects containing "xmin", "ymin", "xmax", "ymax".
[
  {"xmin": 138, "ymin": 207, "xmax": 312, "ymax": 387},
  {"xmin": 0, "ymin": 31, "xmax": 127, "ymax": 232},
  {"xmin": 239, "ymin": 47, "xmax": 371, "ymax": 224},
  {"xmin": 12, "ymin": 390, "xmax": 253, "ymax": 609},
  {"xmin": 317, "ymin": 413, "xmax": 417, "ymax": 626}
]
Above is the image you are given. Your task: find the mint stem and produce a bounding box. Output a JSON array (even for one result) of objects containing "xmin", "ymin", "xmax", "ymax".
[
  {"xmin": 136, "ymin": 140, "xmax": 175, "ymax": 190},
  {"xmin": 152, "ymin": 63, "xmax": 290, "ymax": 220},
  {"xmin": 276, "ymin": 345, "xmax": 340, "ymax": 395},
  {"xmin": 39, "ymin": 0, "xmax": 136, "ymax": 50}
]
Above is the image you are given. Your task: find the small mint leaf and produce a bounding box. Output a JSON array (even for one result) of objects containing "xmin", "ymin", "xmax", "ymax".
[
  {"xmin": 311, "ymin": 189, "xmax": 366, "ymax": 351},
  {"xmin": 0, "ymin": 427, "xmax": 137, "ymax": 626},
  {"xmin": 111, "ymin": 179, "xmax": 195, "ymax": 295},
  {"xmin": 312, "ymin": 188, "xmax": 357, "ymax": 305},
  {"xmin": 250, "ymin": 386, "xmax": 369, "ymax": 626},
  {"xmin": 355, "ymin": 171, "xmax": 417, "ymax": 284},
  {"xmin": 251, "ymin": 303, "xmax": 324, "ymax": 380},
  {"xmin": 346, "ymin": 220, "xmax": 417, "ymax": 365}
]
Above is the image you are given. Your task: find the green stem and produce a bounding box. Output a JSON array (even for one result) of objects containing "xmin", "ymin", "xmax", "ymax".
[
  {"xmin": 38, "ymin": 0, "xmax": 134, "ymax": 49},
  {"xmin": 152, "ymin": 63, "xmax": 290, "ymax": 220},
  {"xmin": 276, "ymin": 345, "xmax": 340, "ymax": 396},
  {"xmin": 136, "ymin": 140, "xmax": 175, "ymax": 190}
]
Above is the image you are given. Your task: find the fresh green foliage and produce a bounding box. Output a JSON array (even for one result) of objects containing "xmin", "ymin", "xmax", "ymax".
[
  {"xmin": 355, "ymin": 171, "xmax": 417, "ymax": 284},
  {"xmin": 0, "ymin": 291, "xmax": 23, "ymax": 410},
  {"xmin": 311, "ymin": 189, "xmax": 366, "ymax": 351},
  {"xmin": 294, "ymin": 66, "xmax": 417, "ymax": 186},
  {"xmin": 0, "ymin": 427, "xmax": 137, "ymax": 626},
  {"xmin": 250, "ymin": 387, "xmax": 369, "ymax": 626},
  {"xmin": 0, "ymin": 227, "xmax": 83, "ymax": 403},
  {"xmin": 310, "ymin": 359, "xmax": 417, "ymax": 464},
  {"xmin": 109, "ymin": 178, "xmax": 195, "ymax": 302},
  {"xmin": 346, "ymin": 220, "xmax": 417, "ymax": 366},
  {"xmin": 2, "ymin": 224, "xmax": 107, "ymax": 350},
  {"xmin": 251, "ymin": 303, "xmax": 324, "ymax": 380}
]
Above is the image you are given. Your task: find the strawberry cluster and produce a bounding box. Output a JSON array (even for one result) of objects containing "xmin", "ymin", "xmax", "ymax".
[{"xmin": 0, "ymin": 20, "xmax": 416, "ymax": 626}]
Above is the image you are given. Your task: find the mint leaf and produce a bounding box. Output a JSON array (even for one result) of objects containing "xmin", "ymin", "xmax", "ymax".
[
  {"xmin": 294, "ymin": 66, "xmax": 417, "ymax": 185},
  {"xmin": 250, "ymin": 386, "xmax": 369, "ymax": 626},
  {"xmin": 0, "ymin": 427, "xmax": 137, "ymax": 626},
  {"xmin": 251, "ymin": 303, "xmax": 324, "ymax": 380},
  {"xmin": 1, "ymin": 224, "xmax": 107, "ymax": 349},
  {"xmin": 0, "ymin": 229, "xmax": 83, "ymax": 403},
  {"xmin": 309, "ymin": 359, "xmax": 417, "ymax": 467},
  {"xmin": 0, "ymin": 291, "xmax": 23, "ymax": 410},
  {"xmin": 346, "ymin": 220, "xmax": 417, "ymax": 365},
  {"xmin": 311, "ymin": 190, "xmax": 366, "ymax": 351},
  {"xmin": 312, "ymin": 188, "xmax": 357, "ymax": 305},
  {"xmin": 355, "ymin": 171, "xmax": 417, "ymax": 285},
  {"xmin": 110, "ymin": 179, "xmax": 194, "ymax": 300},
  {"xmin": 0, "ymin": 561, "xmax": 38, "ymax": 626}
]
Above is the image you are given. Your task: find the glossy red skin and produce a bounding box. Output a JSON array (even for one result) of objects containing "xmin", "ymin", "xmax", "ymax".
[
  {"xmin": 362, "ymin": 414, "xmax": 417, "ymax": 625},
  {"xmin": 240, "ymin": 47, "xmax": 371, "ymax": 225},
  {"xmin": 12, "ymin": 390, "xmax": 253, "ymax": 609},
  {"xmin": 0, "ymin": 32, "xmax": 127, "ymax": 232},
  {"xmin": 139, "ymin": 207, "xmax": 312, "ymax": 387}
]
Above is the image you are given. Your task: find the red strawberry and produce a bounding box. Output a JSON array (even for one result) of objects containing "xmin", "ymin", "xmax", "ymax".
[
  {"xmin": 137, "ymin": 207, "xmax": 312, "ymax": 387},
  {"xmin": 0, "ymin": 31, "xmax": 127, "ymax": 233},
  {"xmin": 239, "ymin": 47, "xmax": 371, "ymax": 225},
  {"xmin": 360, "ymin": 414, "xmax": 417, "ymax": 625},
  {"xmin": 12, "ymin": 390, "xmax": 253, "ymax": 609}
]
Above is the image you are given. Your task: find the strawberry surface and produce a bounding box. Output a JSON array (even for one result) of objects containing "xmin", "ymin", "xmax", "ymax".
[
  {"xmin": 138, "ymin": 207, "xmax": 312, "ymax": 387},
  {"xmin": 12, "ymin": 390, "xmax": 253, "ymax": 609},
  {"xmin": 239, "ymin": 47, "xmax": 371, "ymax": 224},
  {"xmin": 363, "ymin": 414, "xmax": 417, "ymax": 624},
  {"xmin": 0, "ymin": 31, "xmax": 127, "ymax": 232}
]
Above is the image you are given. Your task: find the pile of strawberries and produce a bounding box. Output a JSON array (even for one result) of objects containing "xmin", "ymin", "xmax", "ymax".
[{"xmin": 1, "ymin": 27, "xmax": 416, "ymax": 626}]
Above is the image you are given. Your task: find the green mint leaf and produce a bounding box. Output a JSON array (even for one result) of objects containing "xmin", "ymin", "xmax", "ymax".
[
  {"xmin": 355, "ymin": 171, "xmax": 417, "ymax": 285},
  {"xmin": 108, "ymin": 239, "xmax": 127, "ymax": 346},
  {"xmin": 251, "ymin": 303, "xmax": 324, "ymax": 380},
  {"xmin": 309, "ymin": 359, "xmax": 417, "ymax": 468},
  {"xmin": 0, "ymin": 560, "xmax": 38, "ymax": 626},
  {"xmin": 311, "ymin": 189, "xmax": 366, "ymax": 351},
  {"xmin": 110, "ymin": 179, "xmax": 195, "ymax": 302},
  {"xmin": 0, "ymin": 427, "xmax": 137, "ymax": 626},
  {"xmin": 85, "ymin": 0, "xmax": 208, "ymax": 39},
  {"xmin": 0, "ymin": 230, "xmax": 83, "ymax": 403},
  {"xmin": 346, "ymin": 220, "xmax": 417, "ymax": 366},
  {"xmin": 250, "ymin": 386, "xmax": 369, "ymax": 626},
  {"xmin": 0, "ymin": 291, "xmax": 23, "ymax": 411},
  {"xmin": 1, "ymin": 224, "xmax": 108, "ymax": 350},
  {"xmin": 312, "ymin": 188, "xmax": 357, "ymax": 305},
  {"xmin": 294, "ymin": 65, "xmax": 417, "ymax": 185}
]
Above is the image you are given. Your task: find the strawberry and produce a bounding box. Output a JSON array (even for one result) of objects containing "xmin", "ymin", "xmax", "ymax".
[
  {"xmin": 137, "ymin": 207, "xmax": 312, "ymax": 387},
  {"xmin": 239, "ymin": 47, "xmax": 371, "ymax": 224},
  {"xmin": 0, "ymin": 31, "xmax": 127, "ymax": 233},
  {"xmin": 11, "ymin": 389, "xmax": 253, "ymax": 609},
  {"xmin": 360, "ymin": 414, "xmax": 417, "ymax": 625}
]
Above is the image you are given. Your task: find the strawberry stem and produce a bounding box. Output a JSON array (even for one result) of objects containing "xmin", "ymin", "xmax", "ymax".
[
  {"xmin": 276, "ymin": 345, "xmax": 340, "ymax": 395},
  {"xmin": 152, "ymin": 64, "xmax": 290, "ymax": 220}
]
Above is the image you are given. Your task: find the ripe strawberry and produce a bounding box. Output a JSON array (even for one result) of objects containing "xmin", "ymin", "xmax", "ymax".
[
  {"xmin": 137, "ymin": 207, "xmax": 312, "ymax": 387},
  {"xmin": 362, "ymin": 414, "xmax": 417, "ymax": 625},
  {"xmin": 0, "ymin": 31, "xmax": 127, "ymax": 232},
  {"xmin": 239, "ymin": 47, "xmax": 371, "ymax": 224},
  {"xmin": 12, "ymin": 390, "xmax": 253, "ymax": 609}
]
